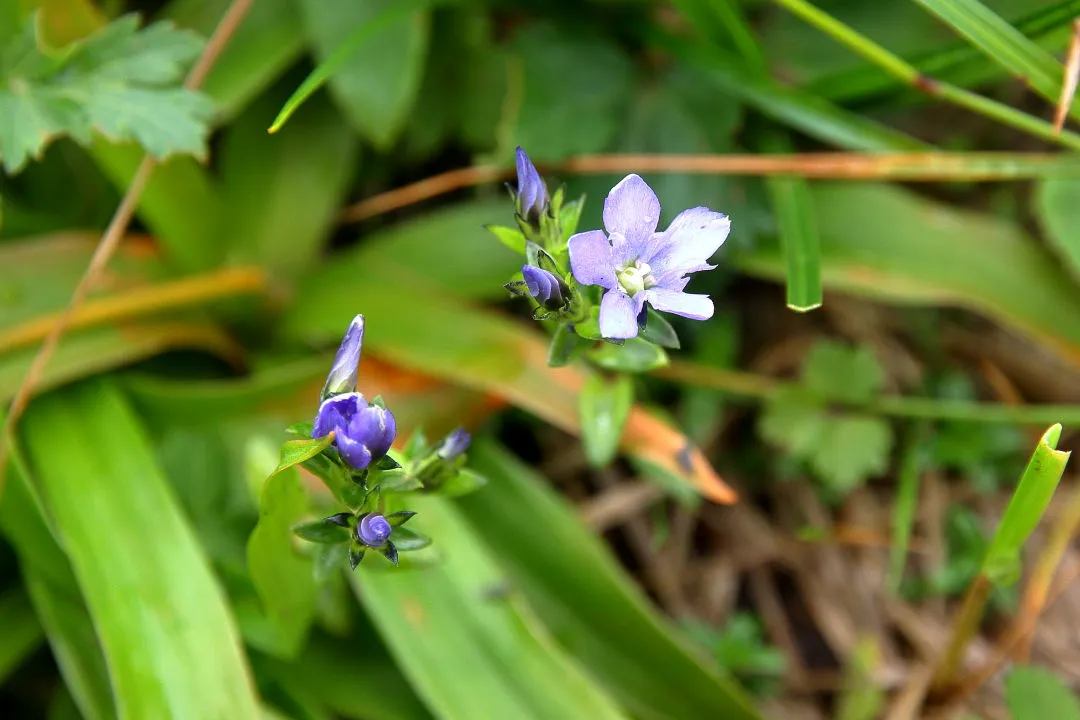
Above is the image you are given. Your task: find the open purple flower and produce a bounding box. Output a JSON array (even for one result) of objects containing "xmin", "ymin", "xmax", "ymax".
[
  {"xmin": 515, "ymin": 147, "xmax": 548, "ymax": 221},
  {"xmin": 567, "ymin": 174, "xmax": 730, "ymax": 340},
  {"xmin": 321, "ymin": 314, "xmax": 365, "ymax": 398},
  {"xmin": 313, "ymin": 392, "xmax": 396, "ymax": 470}
]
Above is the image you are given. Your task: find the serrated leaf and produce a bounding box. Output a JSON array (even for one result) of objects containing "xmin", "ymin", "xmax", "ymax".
[
  {"xmin": 1005, "ymin": 665, "xmax": 1080, "ymax": 720},
  {"xmin": 809, "ymin": 415, "xmax": 893, "ymax": 494},
  {"xmin": 802, "ymin": 340, "xmax": 885, "ymax": 404},
  {"xmin": 758, "ymin": 386, "xmax": 827, "ymax": 458},
  {"xmin": 0, "ymin": 14, "xmax": 213, "ymax": 174}
]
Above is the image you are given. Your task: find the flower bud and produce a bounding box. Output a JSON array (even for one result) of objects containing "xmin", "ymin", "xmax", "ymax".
[
  {"xmin": 515, "ymin": 147, "xmax": 549, "ymax": 222},
  {"xmin": 313, "ymin": 392, "xmax": 397, "ymax": 470},
  {"xmin": 437, "ymin": 427, "xmax": 471, "ymax": 461},
  {"xmin": 522, "ymin": 264, "xmax": 566, "ymax": 310},
  {"xmin": 357, "ymin": 513, "xmax": 392, "ymax": 548},
  {"xmin": 321, "ymin": 314, "xmax": 365, "ymax": 399}
]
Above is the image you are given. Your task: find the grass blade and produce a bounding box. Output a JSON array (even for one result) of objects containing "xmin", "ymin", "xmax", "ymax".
[
  {"xmin": 268, "ymin": 0, "xmax": 433, "ymax": 134},
  {"xmin": 456, "ymin": 439, "xmax": 763, "ymax": 720},
  {"xmin": 765, "ymin": 165, "xmax": 822, "ymax": 312},
  {"xmin": 351, "ymin": 493, "xmax": 629, "ymax": 719},
  {"xmin": 19, "ymin": 381, "xmax": 262, "ymax": 719},
  {"xmin": 911, "ymin": 0, "xmax": 1065, "ymax": 109}
]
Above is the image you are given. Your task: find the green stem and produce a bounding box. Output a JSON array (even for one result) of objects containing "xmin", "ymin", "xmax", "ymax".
[
  {"xmin": 657, "ymin": 360, "xmax": 1080, "ymax": 425},
  {"xmin": 771, "ymin": 0, "xmax": 1080, "ymax": 151}
]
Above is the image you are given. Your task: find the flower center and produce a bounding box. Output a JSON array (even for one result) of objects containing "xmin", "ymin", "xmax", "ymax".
[{"xmin": 616, "ymin": 261, "xmax": 655, "ymax": 295}]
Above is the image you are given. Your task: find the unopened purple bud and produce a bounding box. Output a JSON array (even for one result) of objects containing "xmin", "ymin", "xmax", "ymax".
[
  {"xmin": 437, "ymin": 427, "xmax": 471, "ymax": 461},
  {"xmin": 522, "ymin": 265, "xmax": 565, "ymax": 310},
  {"xmin": 357, "ymin": 513, "xmax": 392, "ymax": 547},
  {"xmin": 313, "ymin": 392, "xmax": 397, "ymax": 470},
  {"xmin": 515, "ymin": 147, "xmax": 548, "ymax": 221},
  {"xmin": 321, "ymin": 315, "xmax": 365, "ymax": 398}
]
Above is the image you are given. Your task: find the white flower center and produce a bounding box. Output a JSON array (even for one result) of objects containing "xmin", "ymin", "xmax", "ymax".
[{"xmin": 616, "ymin": 261, "xmax": 656, "ymax": 296}]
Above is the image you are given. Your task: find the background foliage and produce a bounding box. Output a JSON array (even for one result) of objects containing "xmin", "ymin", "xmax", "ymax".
[{"xmin": 4, "ymin": 0, "xmax": 1080, "ymax": 718}]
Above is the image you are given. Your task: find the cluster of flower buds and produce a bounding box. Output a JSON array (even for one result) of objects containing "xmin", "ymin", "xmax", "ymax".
[
  {"xmin": 490, "ymin": 148, "xmax": 731, "ymax": 369},
  {"xmin": 279, "ymin": 314, "xmax": 488, "ymax": 570}
]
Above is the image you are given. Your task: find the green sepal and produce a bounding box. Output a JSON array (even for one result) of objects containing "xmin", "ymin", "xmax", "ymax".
[
  {"xmin": 370, "ymin": 395, "xmax": 387, "ymax": 409},
  {"xmin": 504, "ymin": 279, "xmax": 529, "ymax": 297},
  {"xmin": 382, "ymin": 541, "xmax": 399, "ymax": 567},
  {"xmin": 386, "ymin": 510, "xmax": 416, "ymax": 527},
  {"xmin": 548, "ymin": 323, "xmax": 587, "ymax": 367},
  {"xmin": 293, "ymin": 519, "xmax": 351, "ymax": 544},
  {"xmin": 638, "ymin": 307, "xmax": 681, "ymax": 349},
  {"xmin": 348, "ymin": 542, "xmax": 366, "ymax": 570},
  {"xmin": 374, "ymin": 455, "xmax": 401, "ymax": 471},
  {"xmin": 390, "ymin": 526, "xmax": 431, "ymax": 552}
]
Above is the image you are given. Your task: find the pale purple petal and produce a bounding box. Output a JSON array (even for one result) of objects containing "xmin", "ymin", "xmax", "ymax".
[
  {"xmin": 647, "ymin": 208, "xmax": 730, "ymax": 278},
  {"xmin": 568, "ymin": 230, "xmax": 616, "ymax": 289},
  {"xmin": 598, "ymin": 290, "xmax": 639, "ymax": 339},
  {"xmin": 603, "ymin": 174, "xmax": 661, "ymax": 255},
  {"xmin": 644, "ymin": 288, "xmax": 714, "ymax": 321}
]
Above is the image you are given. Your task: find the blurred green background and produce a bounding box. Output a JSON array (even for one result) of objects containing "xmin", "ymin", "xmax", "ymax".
[{"xmin": 5, "ymin": 0, "xmax": 1080, "ymax": 718}]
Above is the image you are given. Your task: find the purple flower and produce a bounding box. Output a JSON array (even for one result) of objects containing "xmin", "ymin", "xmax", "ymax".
[
  {"xmin": 515, "ymin": 147, "xmax": 548, "ymax": 221},
  {"xmin": 567, "ymin": 174, "xmax": 730, "ymax": 340},
  {"xmin": 357, "ymin": 513, "xmax": 392, "ymax": 547},
  {"xmin": 321, "ymin": 314, "xmax": 365, "ymax": 398},
  {"xmin": 521, "ymin": 264, "xmax": 565, "ymax": 309},
  {"xmin": 313, "ymin": 392, "xmax": 396, "ymax": 470},
  {"xmin": 437, "ymin": 427, "xmax": 471, "ymax": 461}
]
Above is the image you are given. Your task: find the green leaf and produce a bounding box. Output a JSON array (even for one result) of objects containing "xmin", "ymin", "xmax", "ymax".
[
  {"xmin": 983, "ymin": 424, "xmax": 1071, "ymax": 586},
  {"xmin": 456, "ymin": 439, "xmax": 762, "ymax": 720},
  {"xmin": 808, "ymin": 415, "xmax": 893, "ymax": 495},
  {"xmin": 351, "ymin": 493, "xmax": 629, "ymax": 719},
  {"xmin": 579, "ymin": 373, "xmax": 634, "ymax": 468},
  {"xmin": 765, "ymin": 154, "xmax": 822, "ymax": 312},
  {"xmin": 271, "ymin": 435, "xmax": 335, "ymax": 479},
  {"xmin": 218, "ymin": 84, "xmax": 357, "ymax": 277},
  {"xmin": 910, "ymin": 0, "xmax": 1064, "ymax": 111},
  {"xmin": 589, "ymin": 337, "xmax": 669, "ymax": 373},
  {"xmin": 437, "ymin": 468, "xmax": 489, "ymax": 498},
  {"xmin": 297, "ymin": 0, "xmax": 430, "ymax": 148},
  {"xmin": 509, "ymin": 23, "xmax": 634, "ymax": 160},
  {"xmin": 639, "ymin": 308, "xmax": 681, "ymax": 350},
  {"xmin": 19, "ymin": 381, "xmax": 261, "ymax": 718},
  {"xmin": 1005, "ymin": 665, "xmax": 1080, "ymax": 720},
  {"xmin": 731, "ymin": 182, "xmax": 1080, "ymax": 365},
  {"xmin": 0, "ymin": 14, "xmax": 214, "ymax": 174},
  {"xmin": 802, "ymin": 340, "xmax": 885, "ymax": 405},
  {"xmin": 485, "ymin": 224, "xmax": 527, "ymax": 255},
  {"xmin": 293, "ymin": 519, "xmax": 351, "ymax": 544},
  {"xmin": 160, "ymin": 0, "xmax": 306, "ymax": 121},
  {"xmin": 1034, "ymin": 178, "xmax": 1080, "ymax": 282},
  {"xmin": 247, "ymin": 463, "xmax": 318, "ymax": 658},
  {"xmin": 548, "ymin": 323, "xmax": 587, "ymax": 367},
  {"xmin": 758, "ymin": 386, "xmax": 828, "ymax": 459},
  {"xmin": 0, "ymin": 588, "xmax": 43, "ymax": 684},
  {"xmin": 388, "ymin": 525, "xmax": 432, "ymax": 551}
]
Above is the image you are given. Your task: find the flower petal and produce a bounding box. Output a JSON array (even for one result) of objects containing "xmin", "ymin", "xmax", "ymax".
[
  {"xmin": 336, "ymin": 433, "xmax": 373, "ymax": 470},
  {"xmin": 598, "ymin": 290, "xmax": 640, "ymax": 339},
  {"xmin": 568, "ymin": 230, "xmax": 616, "ymax": 289},
  {"xmin": 645, "ymin": 288, "xmax": 714, "ymax": 321},
  {"xmin": 312, "ymin": 392, "xmax": 364, "ymax": 437},
  {"xmin": 603, "ymin": 174, "xmax": 661, "ymax": 254},
  {"xmin": 647, "ymin": 207, "xmax": 730, "ymax": 277}
]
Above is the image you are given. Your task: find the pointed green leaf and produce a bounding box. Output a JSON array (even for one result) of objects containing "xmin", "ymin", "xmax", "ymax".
[{"xmin": 292, "ymin": 519, "xmax": 352, "ymax": 544}]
